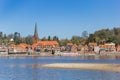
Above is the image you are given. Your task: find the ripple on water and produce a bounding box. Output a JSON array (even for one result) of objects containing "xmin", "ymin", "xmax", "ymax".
[{"xmin": 0, "ymin": 56, "xmax": 120, "ymax": 80}]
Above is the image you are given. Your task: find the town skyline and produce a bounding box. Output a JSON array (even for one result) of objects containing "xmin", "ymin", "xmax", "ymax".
[
  {"xmin": 0, "ymin": 0, "xmax": 120, "ymax": 39},
  {"xmin": 0, "ymin": 23, "xmax": 120, "ymax": 40}
]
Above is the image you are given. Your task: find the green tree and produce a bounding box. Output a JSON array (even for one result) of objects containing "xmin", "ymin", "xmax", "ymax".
[
  {"xmin": 53, "ymin": 36, "xmax": 59, "ymax": 41},
  {"xmin": 0, "ymin": 32, "xmax": 3, "ymax": 44},
  {"xmin": 59, "ymin": 39, "xmax": 70, "ymax": 46},
  {"xmin": 41, "ymin": 37, "xmax": 47, "ymax": 41},
  {"xmin": 87, "ymin": 27, "xmax": 120, "ymax": 44},
  {"xmin": 25, "ymin": 35, "xmax": 33, "ymax": 45},
  {"xmin": 48, "ymin": 36, "xmax": 51, "ymax": 41},
  {"xmin": 14, "ymin": 32, "xmax": 21, "ymax": 45},
  {"xmin": 0, "ymin": 32, "xmax": 3, "ymax": 38},
  {"xmin": 87, "ymin": 34, "xmax": 95, "ymax": 42},
  {"xmin": 82, "ymin": 31, "xmax": 88, "ymax": 38},
  {"xmin": 113, "ymin": 28, "xmax": 119, "ymax": 35},
  {"xmin": 71, "ymin": 36, "xmax": 81, "ymax": 45}
]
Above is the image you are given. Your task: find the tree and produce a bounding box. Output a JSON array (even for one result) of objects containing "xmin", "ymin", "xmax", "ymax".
[
  {"xmin": 0, "ymin": 32, "xmax": 3, "ymax": 38},
  {"xmin": 25, "ymin": 35, "xmax": 33, "ymax": 45},
  {"xmin": 53, "ymin": 36, "xmax": 59, "ymax": 41},
  {"xmin": 87, "ymin": 27, "xmax": 120, "ymax": 44},
  {"xmin": 71, "ymin": 36, "xmax": 81, "ymax": 45},
  {"xmin": 87, "ymin": 34, "xmax": 95, "ymax": 42},
  {"xmin": 48, "ymin": 36, "xmax": 51, "ymax": 41},
  {"xmin": 82, "ymin": 31, "xmax": 88, "ymax": 38},
  {"xmin": 7, "ymin": 34, "xmax": 14, "ymax": 39},
  {"xmin": 14, "ymin": 32, "xmax": 21, "ymax": 45},
  {"xmin": 59, "ymin": 39, "xmax": 70, "ymax": 46},
  {"xmin": 0, "ymin": 32, "xmax": 3, "ymax": 44},
  {"xmin": 7, "ymin": 34, "xmax": 14, "ymax": 41},
  {"xmin": 2, "ymin": 34, "xmax": 7, "ymax": 45},
  {"xmin": 41, "ymin": 37, "xmax": 47, "ymax": 41},
  {"xmin": 113, "ymin": 28, "xmax": 119, "ymax": 35}
]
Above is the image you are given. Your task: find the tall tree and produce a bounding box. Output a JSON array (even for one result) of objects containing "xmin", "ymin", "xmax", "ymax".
[
  {"xmin": 25, "ymin": 35, "xmax": 33, "ymax": 45},
  {"xmin": 53, "ymin": 36, "xmax": 59, "ymax": 41},
  {"xmin": 48, "ymin": 36, "xmax": 51, "ymax": 41},
  {"xmin": 82, "ymin": 31, "xmax": 88, "ymax": 38},
  {"xmin": 0, "ymin": 32, "xmax": 3, "ymax": 38},
  {"xmin": 14, "ymin": 32, "xmax": 21, "ymax": 45},
  {"xmin": 87, "ymin": 34, "xmax": 95, "ymax": 42},
  {"xmin": 0, "ymin": 32, "xmax": 3, "ymax": 44}
]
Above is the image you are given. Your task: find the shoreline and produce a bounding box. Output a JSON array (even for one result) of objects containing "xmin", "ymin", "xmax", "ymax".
[
  {"xmin": 40, "ymin": 63, "xmax": 120, "ymax": 72},
  {"xmin": 0, "ymin": 52, "xmax": 120, "ymax": 57},
  {"xmin": 0, "ymin": 52, "xmax": 120, "ymax": 72}
]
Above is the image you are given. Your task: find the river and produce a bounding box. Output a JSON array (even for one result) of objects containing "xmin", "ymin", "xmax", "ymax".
[{"xmin": 0, "ymin": 56, "xmax": 120, "ymax": 80}]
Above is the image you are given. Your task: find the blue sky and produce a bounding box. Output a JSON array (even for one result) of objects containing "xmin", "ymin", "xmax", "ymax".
[{"xmin": 0, "ymin": 0, "xmax": 120, "ymax": 39}]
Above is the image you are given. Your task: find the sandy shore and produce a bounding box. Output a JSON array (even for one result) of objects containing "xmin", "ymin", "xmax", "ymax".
[{"xmin": 39, "ymin": 63, "xmax": 120, "ymax": 72}]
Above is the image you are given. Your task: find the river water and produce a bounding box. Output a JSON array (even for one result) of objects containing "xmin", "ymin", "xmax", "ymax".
[{"xmin": 0, "ymin": 56, "xmax": 120, "ymax": 80}]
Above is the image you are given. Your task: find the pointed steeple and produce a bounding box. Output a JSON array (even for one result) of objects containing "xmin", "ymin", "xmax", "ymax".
[{"xmin": 33, "ymin": 23, "xmax": 39, "ymax": 43}]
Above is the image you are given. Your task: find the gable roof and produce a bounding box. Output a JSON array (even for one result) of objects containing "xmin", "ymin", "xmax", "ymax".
[
  {"xmin": 32, "ymin": 41, "xmax": 59, "ymax": 48},
  {"xmin": 19, "ymin": 43, "xmax": 28, "ymax": 48},
  {"xmin": 37, "ymin": 41, "xmax": 59, "ymax": 46}
]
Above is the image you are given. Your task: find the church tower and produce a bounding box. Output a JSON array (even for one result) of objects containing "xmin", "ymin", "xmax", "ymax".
[{"xmin": 33, "ymin": 23, "xmax": 39, "ymax": 43}]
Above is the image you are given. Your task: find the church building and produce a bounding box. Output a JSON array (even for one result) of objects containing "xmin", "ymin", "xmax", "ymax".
[
  {"xmin": 33, "ymin": 23, "xmax": 39, "ymax": 43},
  {"xmin": 32, "ymin": 23, "xmax": 59, "ymax": 51}
]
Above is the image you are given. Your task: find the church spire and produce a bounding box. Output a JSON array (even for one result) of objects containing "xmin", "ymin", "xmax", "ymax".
[
  {"xmin": 34, "ymin": 23, "xmax": 39, "ymax": 38},
  {"xmin": 33, "ymin": 23, "xmax": 39, "ymax": 43}
]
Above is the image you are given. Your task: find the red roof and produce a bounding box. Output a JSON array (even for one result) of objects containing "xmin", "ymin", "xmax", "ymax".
[
  {"xmin": 32, "ymin": 41, "xmax": 59, "ymax": 48},
  {"xmin": 67, "ymin": 43, "xmax": 73, "ymax": 46},
  {"xmin": 89, "ymin": 43, "xmax": 97, "ymax": 46},
  {"xmin": 19, "ymin": 43, "xmax": 28, "ymax": 48}
]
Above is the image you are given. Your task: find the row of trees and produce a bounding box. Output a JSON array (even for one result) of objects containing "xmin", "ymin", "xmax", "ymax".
[
  {"xmin": 0, "ymin": 31, "xmax": 88, "ymax": 46},
  {"xmin": 0, "ymin": 32, "xmax": 34, "ymax": 45},
  {"xmin": 88, "ymin": 27, "xmax": 120, "ymax": 45},
  {"xmin": 0, "ymin": 27, "xmax": 120, "ymax": 46}
]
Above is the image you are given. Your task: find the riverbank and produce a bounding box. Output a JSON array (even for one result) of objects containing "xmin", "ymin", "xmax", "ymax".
[
  {"xmin": 0, "ymin": 52, "xmax": 54, "ymax": 57},
  {"xmin": 0, "ymin": 51, "xmax": 120, "ymax": 57},
  {"xmin": 40, "ymin": 63, "xmax": 120, "ymax": 72}
]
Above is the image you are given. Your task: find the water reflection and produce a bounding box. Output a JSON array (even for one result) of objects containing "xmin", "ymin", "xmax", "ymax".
[{"xmin": 0, "ymin": 56, "xmax": 120, "ymax": 80}]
